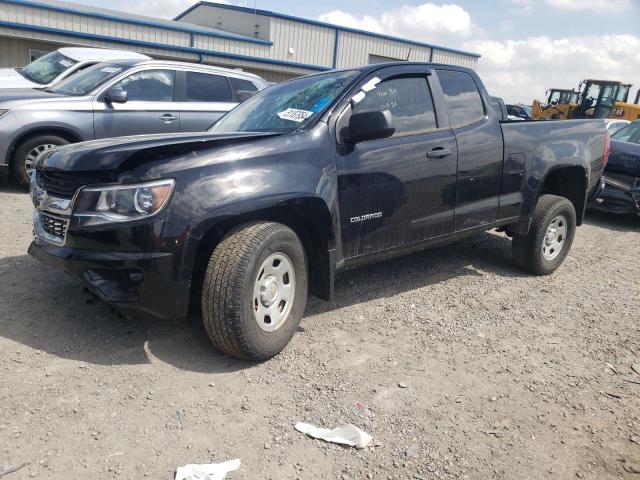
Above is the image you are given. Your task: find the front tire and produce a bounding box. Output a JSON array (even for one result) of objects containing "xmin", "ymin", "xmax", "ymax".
[
  {"xmin": 201, "ymin": 222, "xmax": 308, "ymax": 360},
  {"xmin": 512, "ymin": 194, "xmax": 576, "ymax": 275},
  {"xmin": 12, "ymin": 135, "xmax": 69, "ymax": 187}
]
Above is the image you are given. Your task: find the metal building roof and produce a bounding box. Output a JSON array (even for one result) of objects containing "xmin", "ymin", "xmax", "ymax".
[{"xmin": 175, "ymin": 1, "xmax": 481, "ymax": 59}]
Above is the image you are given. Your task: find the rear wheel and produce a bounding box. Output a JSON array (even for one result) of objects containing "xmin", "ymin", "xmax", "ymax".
[
  {"xmin": 512, "ymin": 194, "xmax": 576, "ymax": 275},
  {"xmin": 201, "ymin": 222, "xmax": 308, "ymax": 360},
  {"xmin": 12, "ymin": 135, "xmax": 69, "ymax": 187}
]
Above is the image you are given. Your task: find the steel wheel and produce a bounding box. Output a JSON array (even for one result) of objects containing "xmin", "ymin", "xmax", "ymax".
[
  {"xmin": 541, "ymin": 214, "xmax": 567, "ymax": 261},
  {"xmin": 252, "ymin": 252, "xmax": 296, "ymax": 332},
  {"xmin": 24, "ymin": 143, "xmax": 56, "ymax": 176}
]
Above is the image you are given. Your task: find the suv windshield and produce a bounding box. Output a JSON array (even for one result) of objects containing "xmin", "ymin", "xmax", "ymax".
[
  {"xmin": 210, "ymin": 70, "xmax": 360, "ymax": 134},
  {"xmin": 18, "ymin": 51, "xmax": 78, "ymax": 85},
  {"xmin": 49, "ymin": 62, "xmax": 136, "ymax": 96}
]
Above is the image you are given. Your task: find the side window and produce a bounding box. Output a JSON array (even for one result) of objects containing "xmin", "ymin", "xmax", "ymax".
[
  {"xmin": 185, "ymin": 72, "xmax": 232, "ymax": 102},
  {"xmin": 111, "ymin": 70, "xmax": 175, "ymax": 102},
  {"xmin": 438, "ymin": 70, "xmax": 485, "ymax": 128},
  {"xmin": 352, "ymin": 76, "xmax": 437, "ymax": 136},
  {"xmin": 229, "ymin": 77, "xmax": 259, "ymax": 102}
]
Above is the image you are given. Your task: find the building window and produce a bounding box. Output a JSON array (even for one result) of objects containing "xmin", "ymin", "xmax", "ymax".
[{"xmin": 29, "ymin": 49, "xmax": 51, "ymax": 62}]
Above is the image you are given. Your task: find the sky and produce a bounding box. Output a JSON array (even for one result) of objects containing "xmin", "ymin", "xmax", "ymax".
[{"xmin": 76, "ymin": 0, "xmax": 640, "ymax": 104}]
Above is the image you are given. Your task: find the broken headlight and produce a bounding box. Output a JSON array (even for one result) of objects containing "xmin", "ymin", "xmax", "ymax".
[{"xmin": 72, "ymin": 179, "xmax": 175, "ymax": 228}]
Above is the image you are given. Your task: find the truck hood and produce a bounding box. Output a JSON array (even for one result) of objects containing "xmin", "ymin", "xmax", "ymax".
[
  {"xmin": 0, "ymin": 68, "xmax": 40, "ymax": 89},
  {"xmin": 607, "ymin": 139, "xmax": 640, "ymax": 177},
  {"xmin": 38, "ymin": 132, "xmax": 282, "ymax": 173}
]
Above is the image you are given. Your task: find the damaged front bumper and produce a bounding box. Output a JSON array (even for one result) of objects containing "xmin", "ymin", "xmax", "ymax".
[
  {"xmin": 590, "ymin": 173, "xmax": 640, "ymax": 215},
  {"xmin": 28, "ymin": 238, "xmax": 191, "ymax": 319}
]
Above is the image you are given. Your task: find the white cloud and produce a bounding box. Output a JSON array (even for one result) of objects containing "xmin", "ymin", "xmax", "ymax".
[
  {"xmin": 319, "ymin": 3, "xmax": 474, "ymax": 41},
  {"xmin": 464, "ymin": 34, "xmax": 640, "ymax": 104},
  {"xmin": 512, "ymin": 0, "xmax": 631, "ymax": 14}
]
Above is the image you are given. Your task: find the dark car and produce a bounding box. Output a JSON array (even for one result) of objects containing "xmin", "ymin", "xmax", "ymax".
[
  {"xmin": 591, "ymin": 120, "xmax": 640, "ymax": 215},
  {"xmin": 506, "ymin": 104, "xmax": 531, "ymax": 120},
  {"xmin": 28, "ymin": 62, "xmax": 607, "ymax": 360}
]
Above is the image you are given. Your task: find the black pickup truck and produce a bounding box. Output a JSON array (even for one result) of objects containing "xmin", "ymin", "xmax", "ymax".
[{"xmin": 29, "ymin": 63, "xmax": 608, "ymax": 360}]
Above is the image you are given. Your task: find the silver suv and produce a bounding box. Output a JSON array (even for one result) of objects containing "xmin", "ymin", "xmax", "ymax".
[{"xmin": 0, "ymin": 59, "xmax": 268, "ymax": 185}]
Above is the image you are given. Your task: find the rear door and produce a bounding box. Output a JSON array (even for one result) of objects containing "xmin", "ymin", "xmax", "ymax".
[
  {"xmin": 435, "ymin": 69, "xmax": 504, "ymax": 231},
  {"xmin": 334, "ymin": 65, "xmax": 458, "ymax": 258},
  {"xmin": 93, "ymin": 68, "xmax": 179, "ymax": 138},
  {"xmin": 177, "ymin": 70, "xmax": 237, "ymax": 132}
]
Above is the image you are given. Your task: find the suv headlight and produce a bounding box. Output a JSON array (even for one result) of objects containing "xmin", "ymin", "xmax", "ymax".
[{"xmin": 72, "ymin": 179, "xmax": 175, "ymax": 228}]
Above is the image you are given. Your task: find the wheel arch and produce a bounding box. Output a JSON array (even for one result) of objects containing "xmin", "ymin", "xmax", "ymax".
[
  {"xmin": 189, "ymin": 197, "xmax": 336, "ymax": 304},
  {"xmin": 7, "ymin": 126, "xmax": 83, "ymax": 167},
  {"xmin": 539, "ymin": 165, "xmax": 587, "ymax": 225}
]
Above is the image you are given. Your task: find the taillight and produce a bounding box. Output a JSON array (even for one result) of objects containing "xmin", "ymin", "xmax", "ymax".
[{"xmin": 603, "ymin": 131, "xmax": 611, "ymax": 167}]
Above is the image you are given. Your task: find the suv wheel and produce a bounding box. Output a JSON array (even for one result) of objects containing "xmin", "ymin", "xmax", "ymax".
[
  {"xmin": 512, "ymin": 194, "xmax": 576, "ymax": 275},
  {"xmin": 12, "ymin": 135, "xmax": 69, "ymax": 187},
  {"xmin": 201, "ymin": 222, "xmax": 308, "ymax": 360}
]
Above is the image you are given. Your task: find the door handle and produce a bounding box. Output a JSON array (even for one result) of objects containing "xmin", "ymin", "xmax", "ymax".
[
  {"xmin": 160, "ymin": 113, "xmax": 177, "ymax": 123},
  {"xmin": 427, "ymin": 147, "xmax": 452, "ymax": 158}
]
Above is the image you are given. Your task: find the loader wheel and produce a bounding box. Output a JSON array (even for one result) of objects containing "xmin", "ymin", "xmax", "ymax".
[
  {"xmin": 12, "ymin": 135, "xmax": 69, "ymax": 188},
  {"xmin": 512, "ymin": 194, "xmax": 576, "ymax": 275},
  {"xmin": 201, "ymin": 222, "xmax": 308, "ymax": 360}
]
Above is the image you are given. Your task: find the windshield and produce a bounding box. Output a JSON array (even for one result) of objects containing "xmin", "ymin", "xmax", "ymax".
[
  {"xmin": 18, "ymin": 51, "xmax": 78, "ymax": 85},
  {"xmin": 611, "ymin": 121, "xmax": 640, "ymax": 144},
  {"xmin": 49, "ymin": 62, "xmax": 133, "ymax": 96},
  {"xmin": 210, "ymin": 70, "xmax": 360, "ymax": 134}
]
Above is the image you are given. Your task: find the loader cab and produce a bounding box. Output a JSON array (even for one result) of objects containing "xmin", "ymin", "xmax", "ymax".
[
  {"xmin": 574, "ymin": 79, "xmax": 627, "ymax": 119},
  {"xmin": 547, "ymin": 89, "xmax": 579, "ymax": 105}
]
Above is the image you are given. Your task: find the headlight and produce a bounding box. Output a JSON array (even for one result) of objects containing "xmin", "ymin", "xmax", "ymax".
[{"xmin": 72, "ymin": 179, "xmax": 175, "ymax": 228}]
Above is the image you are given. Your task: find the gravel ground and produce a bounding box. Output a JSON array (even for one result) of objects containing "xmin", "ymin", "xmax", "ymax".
[{"xmin": 1, "ymin": 180, "xmax": 639, "ymax": 480}]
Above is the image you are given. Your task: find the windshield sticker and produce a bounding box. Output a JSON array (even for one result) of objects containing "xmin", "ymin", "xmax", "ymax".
[
  {"xmin": 59, "ymin": 60, "xmax": 73, "ymax": 67},
  {"xmin": 310, "ymin": 97, "xmax": 332, "ymax": 113},
  {"xmin": 277, "ymin": 108, "xmax": 314, "ymax": 123},
  {"xmin": 100, "ymin": 67, "xmax": 122, "ymax": 73},
  {"xmin": 361, "ymin": 77, "xmax": 381, "ymax": 92},
  {"xmin": 351, "ymin": 91, "xmax": 366, "ymax": 104}
]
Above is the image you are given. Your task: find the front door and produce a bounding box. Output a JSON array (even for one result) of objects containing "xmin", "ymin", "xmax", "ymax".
[
  {"xmin": 93, "ymin": 69, "xmax": 180, "ymax": 138},
  {"xmin": 334, "ymin": 67, "xmax": 458, "ymax": 259}
]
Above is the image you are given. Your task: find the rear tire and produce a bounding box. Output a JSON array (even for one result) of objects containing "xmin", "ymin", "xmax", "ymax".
[
  {"xmin": 512, "ymin": 194, "xmax": 576, "ymax": 275},
  {"xmin": 201, "ymin": 222, "xmax": 308, "ymax": 360},
  {"xmin": 12, "ymin": 135, "xmax": 69, "ymax": 188}
]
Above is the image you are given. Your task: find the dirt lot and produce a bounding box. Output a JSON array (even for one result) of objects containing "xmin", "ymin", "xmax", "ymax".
[{"xmin": 1, "ymin": 181, "xmax": 639, "ymax": 480}]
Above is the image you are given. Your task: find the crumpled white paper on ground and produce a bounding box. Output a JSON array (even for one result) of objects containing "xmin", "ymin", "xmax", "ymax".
[
  {"xmin": 295, "ymin": 422, "xmax": 374, "ymax": 449},
  {"xmin": 174, "ymin": 459, "xmax": 241, "ymax": 480}
]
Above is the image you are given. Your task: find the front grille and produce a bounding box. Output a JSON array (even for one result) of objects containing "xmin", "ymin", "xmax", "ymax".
[
  {"xmin": 38, "ymin": 170, "xmax": 115, "ymax": 199},
  {"xmin": 40, "ymin": 212, "xmax": 69, "ymax": 239},
  {"xmin": 604, "ymin": 173, "xmax": 640, "ymax": 191}
]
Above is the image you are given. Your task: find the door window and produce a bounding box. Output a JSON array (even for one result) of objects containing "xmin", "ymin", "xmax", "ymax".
[
  {"xmin": 352, "ymin": 76, "xmax": 437, "ymax": 136},
  {"xmin": 110, "ymin": 70, "xmax": 175, "ymax": 102},
  {"xmin": 438, "ymin": 70, "xmax": 485, "ymax": 128},
  {"xmin": 185, "ymin": 72, "xmax": 232, "ymax": 102},
  {"xmin": 229, "ymin": 77, "xmax": 259, "ymax": 102}
]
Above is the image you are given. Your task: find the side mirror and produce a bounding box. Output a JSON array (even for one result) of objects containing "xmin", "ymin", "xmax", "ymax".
[
  {"xmin": 347, "ymin": 110, "xmax": 395, "ymax": 143},
  {"xmin": 104, "ymin": 89, "xmax": 128, "ymax": 104}
]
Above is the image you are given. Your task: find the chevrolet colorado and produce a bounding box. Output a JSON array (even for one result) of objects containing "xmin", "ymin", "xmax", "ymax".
[{"xmin": 29, "ymin": 63, "xmax": 608, "ymax": 360}]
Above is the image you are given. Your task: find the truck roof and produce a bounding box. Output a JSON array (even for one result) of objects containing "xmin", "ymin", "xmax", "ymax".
[{"xmin": 58, "ymin": 47, "xmax": 151, "ymax": 62}]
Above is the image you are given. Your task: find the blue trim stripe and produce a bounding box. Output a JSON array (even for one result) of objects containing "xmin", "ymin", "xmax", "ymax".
[
  {"xmin": 0, "ymin": 20, "xmax": 330, "ymax": 71},
  {"xmin": 3, "ymin": 0, "xmax": 273, "ymax": 46},
  {"xmin": 176, "ymin": 1, "xmax": 481, "ymax": 59}
]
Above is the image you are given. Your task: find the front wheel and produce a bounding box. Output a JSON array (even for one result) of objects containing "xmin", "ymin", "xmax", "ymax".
[
  {"xmin": 12, "ymin": 135, "xmax": 69, "ymax": 187},
  {"xmin": 512, "ymin": 194, "xmax": 577, "ymax": 275},
  {"xmin": 201, "ymin": 222, "xmax": 308, "ymax": 360}
]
